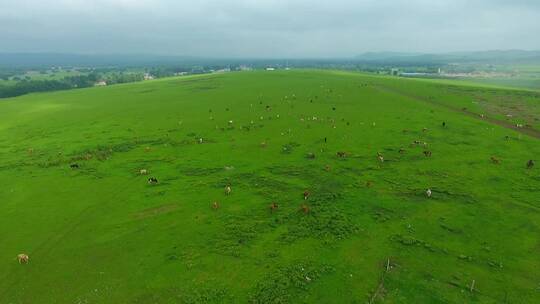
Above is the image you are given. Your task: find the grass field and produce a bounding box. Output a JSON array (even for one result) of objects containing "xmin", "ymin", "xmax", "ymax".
[{"xmin": 0, "ymin": 70, "xmax": 539, "ymax": 303}]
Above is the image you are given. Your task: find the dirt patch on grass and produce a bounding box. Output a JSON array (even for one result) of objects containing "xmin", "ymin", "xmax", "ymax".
[{"xmin": 134, "ymin": 204, "xmax": 178, "ymax": 219}]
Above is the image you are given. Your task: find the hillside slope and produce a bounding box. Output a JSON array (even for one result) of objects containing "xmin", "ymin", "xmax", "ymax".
[{"xmin": 1, "ymin": 70, "xmax": 539, "ymax": 303}]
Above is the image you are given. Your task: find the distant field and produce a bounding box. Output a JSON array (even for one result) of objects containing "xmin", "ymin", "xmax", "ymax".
[
  {"xmin": 1, "ymin": 70, "xmax": 539, "ymax": 303},
  {"xmin": 459, "ymin": 77, "xmax": 540, "ymax": 91},
  {"xmin": 403, "ymin": 64, "xmax": 540, "ymax": 91}
]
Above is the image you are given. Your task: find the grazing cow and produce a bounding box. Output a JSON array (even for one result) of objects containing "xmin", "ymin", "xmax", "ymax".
[
  {"xmin": 225, "ymin": 185, "xmax": 232, "ymax": 195},
  {"xmin": 140, "ymin": 169, "xmax": 148, "ymax": 175},
  {"xmin": 490, "ymin": 156, "xmax": 500, "ymax": 164},
  {"xmin": 423, "ymin": 151, "xmax": 432, "ymax": 157},
  {"xmin": 212, "ymin": 201, "xmax": 220, "ymax": 210},
  {"xmin": 145, "ymin": 146, "xmax": 151, "ymax": 152},
  {"xmin": 300, "ymin": 204, "xmax": 310, "ymax": 214},
  {"xmin": 148, "ymin": 177, "xmax": 158, "ymax": 184},
  {"xmin": 303, "ymin": 190, "xmax": 310, "ymax": 200},
  {"xmin": 17, "ymin": 254, "xmax": 29, "ymax": 264},
  {"xmin": 70, "ymin": 163, "xmax": 79, "ymax": 169},
  {"xmin": 260, "ymin": 141, "xmax": 267, "ymax": 148},
  {"xmin": 337, "ymin": 151, "xmax": 348, "ymax": 158},
  {"xmin": 426, "ymin": 189, "xmax": 432, "ymax": 198},
  {"xmin": 377, "ymin": 153, "xmax": 384, "ymax": 163},
  {"xmin": 270, "ymin": 202, "xmax": 279, "ymax": 212},
  {"xmin": 324, "ymin": 137, "xmax": 327, "ymax": 143},
  {"xmin": 442, "ymin": 121, "xmax": 446, "ymax": 127},
  {"xmin": 399, "ymin": 148, "xmax": 406, "ymax": 154},
  {"xmin": 324, "ymin": 165, "xmax": 331, "ymax": 172},
  {"xmin": 422, "ymin": 128, "xmax": 428, "ymax": 132},
  {"xmin": 366, "ymin": 181, "xmax": 373, "ymax": 188},
  {"xmin": 199, "ymin": 138, "xmax": 203, "ymax": 144},
  {"xmin": 527, "ymin": 160, "xmax": 535, "ymax": 169}
]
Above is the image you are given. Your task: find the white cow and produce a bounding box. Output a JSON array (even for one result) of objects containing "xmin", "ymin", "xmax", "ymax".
[{"xmin": 17, "ymin": 254, "xmax": 29, "ymax": 264}]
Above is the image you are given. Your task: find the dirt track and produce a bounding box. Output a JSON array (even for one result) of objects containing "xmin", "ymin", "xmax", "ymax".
[{"xmin": 372, "ymin": 84, "xmax": 540, "ymax": 139}]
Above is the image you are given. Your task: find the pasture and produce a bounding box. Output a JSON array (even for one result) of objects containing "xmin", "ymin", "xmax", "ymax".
[{"xmin": 0, "ymin": 70, "xmax": 539, "ymax": 303}]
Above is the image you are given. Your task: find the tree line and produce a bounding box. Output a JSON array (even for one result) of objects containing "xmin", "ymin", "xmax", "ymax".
[{"xmin": 0, "ymin": 72, "xmax": 145, "ymax": 98}]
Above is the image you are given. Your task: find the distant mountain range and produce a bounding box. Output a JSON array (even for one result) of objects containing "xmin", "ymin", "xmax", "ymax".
[
  {"xmin": 0, "ymin": 53, "xmax": 205, "ymax": 67},
  {"xmin": 1, "ymin": 50, "xmax": 539, "ymax": 67},
  {"xmin": 355, "ymin": 50, "xmax": 540, "ymax": 64}
]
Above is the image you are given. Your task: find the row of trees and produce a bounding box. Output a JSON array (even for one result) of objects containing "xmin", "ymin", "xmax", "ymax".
[
  {"xmin": 0, "ymin": 72, "xmax": 148, "ymax": 98},
  {"xmin": 0, "ymin": 73, "xmax": 101, "ymax": 98},
  {"xmin": 0, "ymin": 64, "xmax": 236, "ymax": 98}
]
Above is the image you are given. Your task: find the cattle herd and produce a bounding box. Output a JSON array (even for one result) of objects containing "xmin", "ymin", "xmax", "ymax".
[{"xmin": 16, "ymin": 96, "xmax": 537, "ymax": 266}]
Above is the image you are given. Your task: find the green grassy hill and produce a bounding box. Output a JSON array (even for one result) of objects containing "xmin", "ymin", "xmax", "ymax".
[{"xmin": 1, "ymin": 70, "xmax": 539, "ymax": 303}]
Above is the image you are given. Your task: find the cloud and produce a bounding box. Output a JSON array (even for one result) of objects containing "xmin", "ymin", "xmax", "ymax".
[{"xmin": 0, "ymin": 0, "xmax": 539, "ymax": 57}]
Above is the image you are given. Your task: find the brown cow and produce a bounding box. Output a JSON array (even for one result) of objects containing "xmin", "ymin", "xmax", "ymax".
[
  {"xmin": 303, "ymin": 190, "xmax": 310, "ymax": 200},
  {"xmin": 300, "ymin": 204, "xmax": 310, "ymax": 214},
  {"xmin": 337, "ymin": 151, "xmax": 348, "ymax": 158},
  {"xmin": 270, "ymin": 202, "xmax": 279, "ymax": 212},
  {"xmin": 490, "ymin": 156, "xmax": 500, "ymax": 164},
  {"xmin": 527, "ymin": 160, "xmax": 535, "ymax": 169},
  {"xmin": 212, "ymin": 201, "xmax": 220, "ymax": 210}
]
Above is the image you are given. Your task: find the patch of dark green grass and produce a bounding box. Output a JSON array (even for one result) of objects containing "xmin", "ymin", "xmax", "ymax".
[{"xmin": 249, "ymin": 261, "xmax": 335, "ymax": 304}]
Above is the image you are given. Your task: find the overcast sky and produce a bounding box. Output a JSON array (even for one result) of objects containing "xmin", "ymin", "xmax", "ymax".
[{"xmin": 1, "ymin": 0, "xmax": 539, "ymax": 58}]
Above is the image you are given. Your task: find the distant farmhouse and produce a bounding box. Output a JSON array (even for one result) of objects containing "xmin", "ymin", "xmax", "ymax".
[
  {"xmin": 143, "ymin": 73, "xmax": 155, "ymax": 80},
  {"xmin": 266, "ymin": 67, "xmax": 276, "ymax": 71},
  {"xmin": 94, "ymin": 81, "xmax": 107, "ymax": 86}
]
